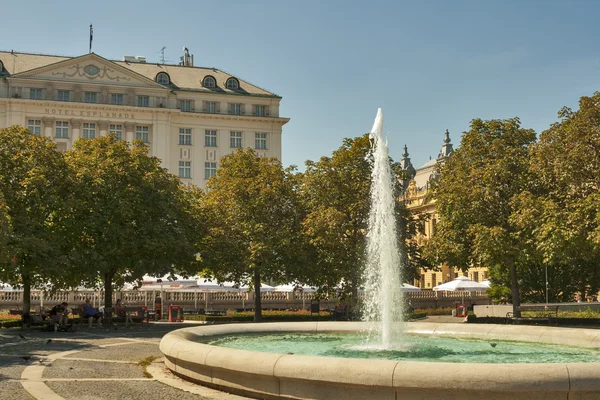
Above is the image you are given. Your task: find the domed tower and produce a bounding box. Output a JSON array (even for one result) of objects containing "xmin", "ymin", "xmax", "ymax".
[
  {"xmin": 400, "ymin": 144, "xmax": 416, "ymax": 190},
  {"xmin": 437, "ymin": 129, "xmax": 454, "ymax": 159}
]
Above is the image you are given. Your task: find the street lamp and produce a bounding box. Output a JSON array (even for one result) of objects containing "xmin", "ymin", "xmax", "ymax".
[{"xmin": 545, "ymin": 265, "xmax": 549, "ymax": 304}]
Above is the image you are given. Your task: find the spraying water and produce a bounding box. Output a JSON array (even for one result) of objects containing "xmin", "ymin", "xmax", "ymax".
[{"xmin": 362, "ymin": 108, "xmax": 405, "ymax": 348}]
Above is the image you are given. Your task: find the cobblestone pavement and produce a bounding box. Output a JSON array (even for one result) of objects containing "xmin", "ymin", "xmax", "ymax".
[{"xmin": 0, "ymin": 323, "xmax": 246, "ymax": 400}]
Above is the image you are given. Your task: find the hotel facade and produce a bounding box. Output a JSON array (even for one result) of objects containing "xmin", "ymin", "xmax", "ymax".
[
  {"xmin": 0, "ymin": 49, "xmax": 289, "ymax": 188},
  {"xmin": 401, "ymin": 131, "xmax": 488, "ymax": 289}
]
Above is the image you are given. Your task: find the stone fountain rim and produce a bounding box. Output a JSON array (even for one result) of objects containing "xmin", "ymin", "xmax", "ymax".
[{"xmin": 160, "ymin": 321, "xmax": 600, "ymax": 400}]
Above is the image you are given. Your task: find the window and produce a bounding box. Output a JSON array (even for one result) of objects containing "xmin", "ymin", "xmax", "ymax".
[
  {"xmin": 473, "ymin": 271, "xmax": 479, "ymax": 282},
  {"xmin": 29, "ymin": 88, "xmax": 42, "ymax": 100},
  {"xmin": 179, "ymin": 128, "xmax": 192, "ymax": 145},
  {"xmin": 82, "ymin": 123, "xmax": 96, "ymax": 139},
  {"xmin": 203, "ymin": 76, "xmax": 216, "ymax": 88},
  {"xmin": 84, "ymin": 92, "xmax": 97, "ymax": 103},
  {"xmin": 109, "ymin": 124, "xmax": 123, "ymax": 141},
  {"xmin": 432, "ymin": 219, "xmax": 437, "ymax": 235},
  {"xmin": 180, "ymin": 100, "xmax": 192, "ymax": 112},
  {"xmin": 111, "ymin": 94, "xmax": 123, "ymax": 105},
  {"xmin": 230, "ymin": 131, "xmax": 242, "ymax": 148},
  {"xmin": 226, "ymin": 78, "xmax": 239, "ymax": 90},
  {"xmin": 431, "ymin": 273, "xmax": 437, "ymax": 287},
  {"xmin": 206, "ymin": 101, "xmax": 217, "ymax": 114},
  {"xmin": 205, "ymin": 162, "xmax": 217, "ymax": 180},
  {"xmin": 55, "ymin": 121, "xmax": 69, "ymax": 138},
  {"xmin": 230, "ymin": 103, "xmax": 241, "ymax": 115},
  {"xmin": 156, "ymin": 72, "xmax": 170, "ymax": 85},
  {"xmin": 255, "ymin": 105, "xmax": 265, "ymax": 117},
  {"xmin": 57, "ymin": 90, "xmax": 70, "ymax": 102},
  {"xmin": 204, "ymin": 130, "xmax": 217, "ymax": 147},
  {"xmin": 137, "ymin": 96, "xmax": 149, "ymax": 107},
  {"xmin": 27, "ymin": 120, "xmax": 41, "ymax": 135},
  {"xmin": 255, "ymin": 133, "xmax": 267, "ymax": 150},
  {"xmin": 179, "ymin": 161, "xmax": 191, "ymax": 179},
  {"xmin": 136, "ymin": 126, "xmax": 149, "ymax": 143}
]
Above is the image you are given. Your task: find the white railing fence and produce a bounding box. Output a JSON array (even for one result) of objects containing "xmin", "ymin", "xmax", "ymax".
[{"xmin": 0, "ymin": 289, "xmax": 490, "ymax": 311}]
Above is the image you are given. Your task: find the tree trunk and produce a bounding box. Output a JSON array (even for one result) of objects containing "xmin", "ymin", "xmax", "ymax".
[
  {"xmin": 22, "ymin": 273, "xmax": 31, "ymax": 314},
  {"xmin": 253, "ymin": 269, "xmax": 262, "ymax": 322},
  {"xmin": 103, "ymin": 271, "xmax": 114, "ymax": 326},
  {"xmin": 104, "ymin": 271, "xmax": 114, "ymax": 308},
  {"xmin": 508, "ymin": 259, "xmax": 521, "ymax": 318}
]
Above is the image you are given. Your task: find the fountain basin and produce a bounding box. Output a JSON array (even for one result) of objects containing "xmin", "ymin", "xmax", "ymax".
[{"xmin": 160, "ymin": 321, "xmax": 600, "ymax": 400}]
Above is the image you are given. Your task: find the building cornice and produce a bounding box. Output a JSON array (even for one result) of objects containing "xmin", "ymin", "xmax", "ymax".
[
  {"xmin": 0, "ymin": 98, "xmax": 290, "ymax": 126},
  {"xmin": 7, "ymin": 76, "xmax": 169, "ymax": 93}
]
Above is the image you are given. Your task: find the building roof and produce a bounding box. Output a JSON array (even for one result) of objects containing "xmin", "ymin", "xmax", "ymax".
[{"xmin": 0, "ymin": 51, "xmax": 279, "ymax": 98}]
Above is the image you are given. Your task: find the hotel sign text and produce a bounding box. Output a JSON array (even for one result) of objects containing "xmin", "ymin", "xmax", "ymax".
[{"xmin": 45, "ymin": 108, "xmax": 136, "ymax": 119}]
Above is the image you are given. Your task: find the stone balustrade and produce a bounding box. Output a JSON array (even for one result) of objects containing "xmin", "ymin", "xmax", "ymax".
[{"xmin": 0, "ymin": 289, "xmax": 490, "ymax": 311}]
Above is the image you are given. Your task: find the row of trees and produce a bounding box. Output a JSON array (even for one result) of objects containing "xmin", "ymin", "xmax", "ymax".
[
  {"xmin": 427, "ymin": 92, "xmax": 600, "ymax": 314},
  {"xmin": 4, "ymin": 91, "xmax": 596, "ymax": 320},
  {"xmin": 0, "ymin": 128, "xmax": 201, "ymax": 313},
  {"xmin": 0, "ymin": 127, "xmax": 418, "ymax": 321}
]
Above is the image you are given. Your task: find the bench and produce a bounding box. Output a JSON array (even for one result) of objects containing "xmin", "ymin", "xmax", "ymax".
[
  {"xmin": 71, "ymin": 306, "xmax": 103, "ymax": 327},
  {"xmin": 21, "ymin": 311, "xmax": 56, "ymax": 331},
  {"xmin": 506, "ymin": 304, "xmax": 559, "ymax": 325},
  {"xmin": 121, "ymin": 306, "xmax": 149, "ymax": 326}
]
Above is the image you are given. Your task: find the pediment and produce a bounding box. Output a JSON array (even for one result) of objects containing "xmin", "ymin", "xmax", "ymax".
[{"xmin": 10, "ymin": 53, "xmax": 163, "ymax": 89}]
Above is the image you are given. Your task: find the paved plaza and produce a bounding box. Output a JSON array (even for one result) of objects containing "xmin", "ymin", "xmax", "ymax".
[{"xmin": 0, "ymin": 322, "xmax": 246, "ymax": 400}]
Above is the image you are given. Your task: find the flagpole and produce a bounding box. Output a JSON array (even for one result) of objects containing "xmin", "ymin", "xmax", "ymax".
[{"xmin": 89, "ymin": 24, "xmax": 93, "ymax": 54}]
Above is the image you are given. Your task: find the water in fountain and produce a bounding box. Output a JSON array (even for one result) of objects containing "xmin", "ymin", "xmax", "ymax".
[{"xmin": 361, "ymin": 108, "xmax": 405, "ymax": 348}]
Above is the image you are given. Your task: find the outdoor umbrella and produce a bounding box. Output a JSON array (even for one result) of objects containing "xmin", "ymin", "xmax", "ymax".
[
  {"xmin": 433, "ymin": 276, "xmax": 488, "ymax": 304},
  {"xmin": 481, "ymin": 280, "xmax": 491, "ymax": 288},
  {"xmin": 401, "ymin": 283, "xmax": 422, "ymax": 292},
  {"xmin": 273, "ymin": 283, "xmax": 317, "ymax": 293}
]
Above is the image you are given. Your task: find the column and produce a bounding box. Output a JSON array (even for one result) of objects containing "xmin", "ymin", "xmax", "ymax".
[
  {"xmin": 42, "ymin": 117, "xmax": 55, "ymax": 138},
  {"xmin": 98, "ymin": 120, "xmax": 109, "ymax": 137},
  {"xmin": 70, "ymin": 119, "xmax": 81, "ymax": 142}
]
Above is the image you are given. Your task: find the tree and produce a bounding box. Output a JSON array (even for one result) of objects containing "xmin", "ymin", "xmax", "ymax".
[
  {"xmin": 0, "ymin": 126, "xmax": 72, "ymax": 312},
  {"xmin": 428, "ymin": 118, "xmax": 536, "ymax": 316},
  {"xmin": 198, "ymin": 148, "xmax": 303, "ymax": 322},
  {"xmin": 300, "ymin": 134, "xmax": 417, "ymax": 315},
  {"xmin": 511, "ymin": 92, "xmax": 600, "ymax": 300},
  {"xmin": 65, "ymin": 134, "xmax": 199, "ymax": 310}
]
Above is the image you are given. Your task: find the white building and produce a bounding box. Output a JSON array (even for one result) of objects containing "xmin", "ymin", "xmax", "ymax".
[{"xmin": 0, "ymin": 49, "xmax": 289, "ymax": 188}]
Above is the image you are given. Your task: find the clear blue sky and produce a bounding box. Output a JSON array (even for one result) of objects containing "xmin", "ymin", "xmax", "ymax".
[{"xmin": 2, "ymin": 0, "xmax": 599, "ymax": 170}]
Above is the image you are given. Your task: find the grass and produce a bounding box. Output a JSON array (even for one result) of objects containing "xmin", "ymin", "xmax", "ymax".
[{"xmin": 138, "ymin": 355, "xmax": 160, "ymax": 378}]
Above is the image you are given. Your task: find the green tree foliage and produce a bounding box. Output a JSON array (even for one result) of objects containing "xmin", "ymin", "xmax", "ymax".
[
  {"xmin": 198, "ymin": 148, "xmax": 303, "ymax": 322},
  {"xmin": 511, "ymin": 92, "xmax": 600, "ymax": 300},
  {"xmin": 65, "ymin": 135, "xmax": 199, "ymax": 309},
  {"xmin": 428, "ymin": 118, "xmax": 536, "ymax": 315},
  {"xmin": 300, "ymin": 134, "xmax": 418, "ymax": 313},
  {"xmin": 0, "ymin": 126, "xmax": 72, "ymax": 311}
]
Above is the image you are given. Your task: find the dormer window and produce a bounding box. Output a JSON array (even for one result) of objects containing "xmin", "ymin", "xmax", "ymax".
[
  {"xmin": 203, "ymin": 76, "xmax": 216, "ymax": 88},
  {"xmin": 156, "ymin": 72, "xmax": 170, "ymax": 85},
  {"xmin": 226, "ymin": 77, "xmax": 239, "ymax": 90}
]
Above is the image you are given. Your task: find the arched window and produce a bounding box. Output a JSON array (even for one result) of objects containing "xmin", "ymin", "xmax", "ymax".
[
  {"xmin": 226, "ymin": 77, "xmax": 239, "ymax": 90},
  {"xmin": 203, "ymin": 76, "xmax": 216, "ymax": 88},
  {"xmin": 0, "ymin": 60, "xmax": 4, "ymax": 72},
  {"xmin": 156, "ymin": 72, "xmax": 170, "ymax": 85}
]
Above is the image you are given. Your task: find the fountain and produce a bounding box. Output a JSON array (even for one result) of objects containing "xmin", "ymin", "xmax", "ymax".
[
  {"xmin": 159, "ymin": 109, "xmax": 600, "ymax": 399},
  {"xmin": 362, "ymin": 108, "xmax": 404, "ymax": 348}
]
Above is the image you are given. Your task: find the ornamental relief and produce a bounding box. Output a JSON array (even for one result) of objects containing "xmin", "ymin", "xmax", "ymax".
[{"xmin": 51, "ymin": 63, "xmax": 132, "ymax": 82}]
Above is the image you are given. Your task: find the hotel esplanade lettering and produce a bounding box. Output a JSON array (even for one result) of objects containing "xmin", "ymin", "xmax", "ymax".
[{"xmin": 45, "ymin": 108, "xmax": 135, "ymax": 119}]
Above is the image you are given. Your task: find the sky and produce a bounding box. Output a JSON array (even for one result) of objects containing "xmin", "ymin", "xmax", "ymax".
[{"xmin": 2, "ymin": 0, "xmax": 599, "ymax": 170}]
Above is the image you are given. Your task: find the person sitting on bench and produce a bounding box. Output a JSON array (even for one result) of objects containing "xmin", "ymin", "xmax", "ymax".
[
  {"xmin": 49, "ymin": 302, "xmax": 70, "ymax": 325},
  {"xmin": 82, "ymin": 300, "xmax": 102, "ymax": 327}
]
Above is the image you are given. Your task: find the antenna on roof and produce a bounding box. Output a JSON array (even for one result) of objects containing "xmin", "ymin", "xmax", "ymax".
[{"xmin": 160, "ymin": 46, "xmax": 166, "ymax": 64}]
